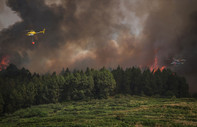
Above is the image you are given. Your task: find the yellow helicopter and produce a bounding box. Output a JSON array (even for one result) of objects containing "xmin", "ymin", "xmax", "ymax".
[
  {"xmin": 26, "ymin": 28, "xmax": 45, "ymax": 36},
  {"xmin": 26, "ymin": 28, "xmax": 45, "ymax": 44}
]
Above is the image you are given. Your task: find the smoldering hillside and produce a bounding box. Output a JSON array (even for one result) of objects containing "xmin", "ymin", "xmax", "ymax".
[{"xmin": 0, "ymin": 0, "xmax": 197, "ymax": 92}]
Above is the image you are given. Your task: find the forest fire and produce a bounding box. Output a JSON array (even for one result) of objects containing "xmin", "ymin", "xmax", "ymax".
[
  {"xmin": 0, "ymin": 56, "xmax": 10, "ymax": 71},
  {"xmin": 150, "ymin": 56, "xmax": 166, "ymax": 73}
]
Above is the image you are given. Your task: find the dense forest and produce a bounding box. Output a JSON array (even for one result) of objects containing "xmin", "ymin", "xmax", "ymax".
[{"xmin": 0, "ymin": 64, "xmax": 189, "ymax": 114}]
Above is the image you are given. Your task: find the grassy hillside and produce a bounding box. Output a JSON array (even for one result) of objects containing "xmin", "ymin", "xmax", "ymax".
[{"xmin": 0, "ymin": 96, "xmax": 197, "ymax": 127}]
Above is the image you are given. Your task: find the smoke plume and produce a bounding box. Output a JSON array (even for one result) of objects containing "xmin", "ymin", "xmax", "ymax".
[{"xmin": 0, "ymin": 0, "xmax": 197, "ymax": 92}]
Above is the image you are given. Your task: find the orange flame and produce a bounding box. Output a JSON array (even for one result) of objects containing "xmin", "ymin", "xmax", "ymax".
[
  {"xmin": 150, "ymin": 55, "xmax": 166, "ymax": 73},
  {"xmin": 160, "ymin": 66, "xmax": 166, "ymax": 72},
  {"xmin": 0, "ymin": 56, "xmax": 10, "ymax": 71}
]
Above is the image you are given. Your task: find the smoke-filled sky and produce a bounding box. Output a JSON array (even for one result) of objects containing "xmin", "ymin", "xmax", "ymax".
[{"xmin": 0, "ymin": 0, "xmax": 197, "ymax": 92}]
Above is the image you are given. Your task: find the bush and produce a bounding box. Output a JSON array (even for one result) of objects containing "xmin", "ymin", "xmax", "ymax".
[{"xmin": 13, "ymin": 108, "xmax": 47, "ymax": 118}]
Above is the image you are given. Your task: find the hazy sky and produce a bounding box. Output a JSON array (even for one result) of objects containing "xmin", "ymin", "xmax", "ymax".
[{"xmin": 0, "ymin": 0, "xmax": 21, "ymax": 30}]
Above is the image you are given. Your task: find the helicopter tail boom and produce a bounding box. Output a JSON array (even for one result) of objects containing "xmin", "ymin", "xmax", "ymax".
[{"xmin": 39, "ymin": 28, "xmax": 45, "ymax": 34}]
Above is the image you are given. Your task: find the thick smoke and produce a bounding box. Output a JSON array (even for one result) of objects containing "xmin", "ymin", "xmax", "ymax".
[
  {"xmin": 140, "ymin": 0, "xmax": 197, "ymax": 92},
  {"xmin": 0, "ymin": 0, "xmax": 197, "ymax": 92},
  {"xmin": 0, "ymin": 0, "xmax": 6, "ymax": 29}
]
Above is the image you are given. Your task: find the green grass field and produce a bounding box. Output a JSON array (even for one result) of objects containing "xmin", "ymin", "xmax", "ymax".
[{"xmin": 0, "ymin": 95, "xmax": 197, "ymax": 127}]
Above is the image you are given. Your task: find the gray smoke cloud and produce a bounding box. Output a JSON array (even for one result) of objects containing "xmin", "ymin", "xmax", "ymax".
[
  {"xmin": 140, "ymin": 0, "xmax": 197, "ymax": 92},
  {"xmin": 0, "ymin": 0, "xmax": 197, "ymax": 92}
]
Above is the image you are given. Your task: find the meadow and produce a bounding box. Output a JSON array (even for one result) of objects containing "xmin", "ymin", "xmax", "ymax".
[{"xmin": 0, "ymin": 95, "xmax": 196, "ymax": 127}]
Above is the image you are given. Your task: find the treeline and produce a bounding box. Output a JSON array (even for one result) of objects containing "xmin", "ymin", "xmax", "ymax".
[
  {"xmin": 112, "ymin": 66, "xmax": 189, "ymax": 97},
  {"xmin": 0, "ymin": 64, "xmax": 189, "ymax": 114}
]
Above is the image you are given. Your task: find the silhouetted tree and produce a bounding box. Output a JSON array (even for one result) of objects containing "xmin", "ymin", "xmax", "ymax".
[
  {"xmin": 112, "ymin": 66, "xmax": 124, "ymax": 94},
  {"xmin": 93, "ymin": 67, "xmax": 116, "ymax": 99},
  {"xmin": 0, "ymin": 92, "xmax": 4, "ymax": 114}
]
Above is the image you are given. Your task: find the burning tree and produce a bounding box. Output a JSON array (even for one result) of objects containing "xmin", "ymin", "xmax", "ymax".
[
  {"xmin": 0, "ymin": 56, "xmax": 10, "ymax": 71},
  {"xmin": 150, "ymin": 55, "xmax": 166, "ymax": 73}
]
